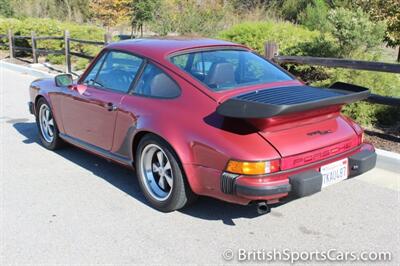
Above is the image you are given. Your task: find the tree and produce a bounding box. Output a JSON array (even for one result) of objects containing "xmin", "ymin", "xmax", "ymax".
[
  {"xmin": 61, "ymin": 0, "xmax": 91, "ymax": 22},
  {"xmin": 299, "ymin": 0, "xmax": 330, "ymax": 32},
  {"xmin": 356, "ymin": 0, "xmax": 400, "ymax": 62},
  {"xmin": 279, "ymin": 0, "xmax": 311, "ymax": 22},
  {"xmin": 130, "ymin": 0, "xmax": 159, "ymax": 37},
  {"xmin": 0, "ymin": 0, "xmax": 14, "ymax": 17},
  {"xmin": 327, "ymin": 7, "xmax": 386, "ymax": 57},
  {"xmin": 89, "ymin": 0, "xmax": 131, "ymax": 30},
  {"xmin": 9, "ymin": 0, "xmax": 90, "ymax": 22},
  {"xmin": 230, "ymin": 0, "xmax": 269, "ymax": 10}
]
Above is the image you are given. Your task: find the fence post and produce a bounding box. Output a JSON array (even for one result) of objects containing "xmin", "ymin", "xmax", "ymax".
[
  {"xmin": 8, "ymin": 29, "xmax": 14, "ymax": 59},
  {"xmin": 31, "ymin": 31, "xmax": 38, "ymax": 63},
  {"xmin": 264, "ymin": 42, "xmax": 278, "ymax": 60},
  {"xmin": 104, "ymin": 33, "xmax": 111, "ymax": 46},
  {"xmin": 64, "ymin": 30, "xmax": 71, "ymax": 73}
]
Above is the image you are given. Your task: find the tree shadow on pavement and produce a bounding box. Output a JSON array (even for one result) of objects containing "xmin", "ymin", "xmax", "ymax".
[{"xmin": 13, "ymin": 122, "xmax": 267, "ymax": 225}]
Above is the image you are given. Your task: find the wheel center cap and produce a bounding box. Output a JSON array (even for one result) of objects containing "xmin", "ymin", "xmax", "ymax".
[{"xmin": 159, "ymin": 168, "xmax": 165, "ymax": 176}]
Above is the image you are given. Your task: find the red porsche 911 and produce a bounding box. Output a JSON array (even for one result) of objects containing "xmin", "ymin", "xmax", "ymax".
[{"xmin": 28, "ymin": 38, "xmax": 376, "ymax": 213}]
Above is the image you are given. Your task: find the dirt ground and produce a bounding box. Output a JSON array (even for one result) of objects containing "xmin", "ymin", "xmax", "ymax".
[{"xmin": 364, "ymin": 125, "xmax": 400, "ymax": 153}]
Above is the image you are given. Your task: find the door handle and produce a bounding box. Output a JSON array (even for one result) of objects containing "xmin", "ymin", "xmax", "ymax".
[{"xmin": 105, "ymin": 102, "xmax": 117, "ymax": 111}]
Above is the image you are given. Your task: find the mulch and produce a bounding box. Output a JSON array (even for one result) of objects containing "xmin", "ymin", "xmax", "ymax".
[{"xmin": 364, "ymin": 126, "xmax": 400, "ymax": 154}]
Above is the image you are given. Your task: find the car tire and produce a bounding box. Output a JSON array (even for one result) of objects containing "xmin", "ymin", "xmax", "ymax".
[
  {"xmin": 36, "ymin": 98, "xmax": 64, "ymax": 150},
  {"xmin": 136, "ymin": 134, "xmax": 197, "ymax": 212}
]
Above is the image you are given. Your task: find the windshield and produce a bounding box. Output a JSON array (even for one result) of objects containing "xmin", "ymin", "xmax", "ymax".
[{"xmin": 170, "ymin": 49, "xmax": 293, "ymax": 91}]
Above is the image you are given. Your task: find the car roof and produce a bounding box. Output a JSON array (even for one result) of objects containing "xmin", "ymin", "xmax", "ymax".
[{"xmin": 106, "ymin": 38, "xmax": 248, "ymax": 61}]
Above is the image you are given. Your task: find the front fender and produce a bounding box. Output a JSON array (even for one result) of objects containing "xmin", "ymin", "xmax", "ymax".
[{"xmin": 29, "ymin": 78, "xmax": 66, "ymax": 133}]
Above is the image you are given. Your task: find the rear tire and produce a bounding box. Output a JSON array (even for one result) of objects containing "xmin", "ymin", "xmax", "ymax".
[
  {"xmin": 36, "ymin": 98, "xmax": 64, "ymax": 150},
  {"xmin": 135, "ymin": 134, "xmax": 196, "ymax": 212}
]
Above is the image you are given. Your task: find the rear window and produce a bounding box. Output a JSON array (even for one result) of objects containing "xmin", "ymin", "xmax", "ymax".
[{"xmin": 170, "ymin": 49, "xmax": 293, "ymax": 91}]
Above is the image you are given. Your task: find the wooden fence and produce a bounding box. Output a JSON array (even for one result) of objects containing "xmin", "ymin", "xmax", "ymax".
[
  {"xmin": 0, "ymin": 29, "xmax": 112, "ymax": 74},
  {"xmin": 0, "ymin": 33, "xmax": 399, "ymax": 107},
  {"xmin": 265, "ymin": 42, "xmax": 400, "ymax": 107}
]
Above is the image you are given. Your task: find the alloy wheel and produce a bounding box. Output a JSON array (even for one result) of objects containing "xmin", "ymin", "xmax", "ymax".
[
  {"xmin": 140, "ymin": 144, "xmax": 173, "ymax": 201},
  {"xmin": 38, "ymin": 104, "xmax": 54, "ymax": 143}
]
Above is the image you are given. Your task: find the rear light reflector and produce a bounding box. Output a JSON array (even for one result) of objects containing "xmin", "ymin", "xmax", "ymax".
[
  {"xmin": 226, "ymin": 159, "xmax": 280, "ymax": 175},
  {"xmin": 359, "ymin": 132, "xmax": 364, "ymax": 144}
]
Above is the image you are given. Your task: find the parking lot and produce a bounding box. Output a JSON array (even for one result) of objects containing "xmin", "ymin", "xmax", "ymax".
[{"xmin": 1, "ymin": 65, "xmax": 399, "ymax": 265}]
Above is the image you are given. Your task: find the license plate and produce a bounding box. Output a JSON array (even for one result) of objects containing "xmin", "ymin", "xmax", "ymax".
[{"xmin": 320, "ymin": 158, "xmax": 348, "ymax": 188}]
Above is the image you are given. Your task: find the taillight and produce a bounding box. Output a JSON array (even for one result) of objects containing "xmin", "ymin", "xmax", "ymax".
[
  {"xmin": 359, "ymin": 131, "xmax": 364, "ymax": 144},
  {"xmin": 225, "ymin": 159, "xmax": 280, "ymax": 175}
]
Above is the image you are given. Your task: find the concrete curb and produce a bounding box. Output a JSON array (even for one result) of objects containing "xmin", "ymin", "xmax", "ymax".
[
  {"xmin": 1, "ymin": 61, "xmax": 54, "ymax": 78},
  {"xmin": 376, "ymin": 149, "xmax": 400, "ymax": 160},
  {"xmin": 376, "ymin": 149, "xmax": 400, "ymax": 173}
]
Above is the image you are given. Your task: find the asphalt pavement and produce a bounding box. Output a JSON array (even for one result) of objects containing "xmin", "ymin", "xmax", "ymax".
[{"xmin": 1, "ymin": 65, "xmax": 399, "ymax": 265}]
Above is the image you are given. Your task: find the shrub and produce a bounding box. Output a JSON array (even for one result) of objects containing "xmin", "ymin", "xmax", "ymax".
[
  {"xmin": 218, "ymin": 21, "xmax": 321, "ymax": 55},
  {"xmin": 313, "ymin": 69, "xmax": 400, "ymax": 126},
  {"xmin": 299, "ymin": 0, "xmax": 330, "ymax": 32},
  {"xmin": 327, "ymin": 7, "xmax": 386, "ymax": 57},
  {"xmin": 284, "ymin": 35, "xmax": 339, "ymax": 57}
]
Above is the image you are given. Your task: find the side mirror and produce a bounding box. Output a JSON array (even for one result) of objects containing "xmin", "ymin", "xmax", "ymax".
[{"xmin": 55, "ymin": 74, "xmax": 73, "ymax": 87}]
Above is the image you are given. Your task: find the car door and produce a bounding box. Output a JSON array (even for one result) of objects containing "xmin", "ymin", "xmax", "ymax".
[{"xmin": 60, "ymin": 50, "xmax": 144, "ymax": 150}]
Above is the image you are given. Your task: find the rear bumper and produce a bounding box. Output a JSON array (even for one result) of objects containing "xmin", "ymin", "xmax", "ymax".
[
  {"xmin": 236, "ymin": 183, "xmax": 291, "ymax": 197},
  {"xmin": 223, "ymin": 146, "xmax": 376, "ymax": 200},
  {"xmin": 348, "ymin": 150, "xmax": 377, "ymax": 177}
]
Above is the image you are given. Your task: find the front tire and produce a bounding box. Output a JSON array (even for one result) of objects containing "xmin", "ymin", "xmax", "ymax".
[
  {"xmin": 36, "ymin": 98, "xmax": 64, "ymax": 150},
  {"xmin": 135, "ymin": 134, "xmax": 196, "ymax": 212}
]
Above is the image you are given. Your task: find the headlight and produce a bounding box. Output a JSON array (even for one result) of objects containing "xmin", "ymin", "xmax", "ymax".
[{"xmin": 226, "ymin": 159, "xmax": 280, "ymax": 175}]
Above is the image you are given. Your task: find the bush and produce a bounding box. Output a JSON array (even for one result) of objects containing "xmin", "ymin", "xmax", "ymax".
[
  {"xmin": 218, "ymin": 21, "xmax": 321, "ymax": 55},
  {"xmin": 284, "ymin": 35, "xmax": 339, "ymax": 57},
  {"xmin": 327, "ymin": 7, "xmax": 386, "ymax": 57},
  {"xmin": 299, "ymin": 0, "xmax": 330, "ymax": 32},
  {"xmin": 313, "ymin": 69, "xmax": 400, "ymax": 126}
]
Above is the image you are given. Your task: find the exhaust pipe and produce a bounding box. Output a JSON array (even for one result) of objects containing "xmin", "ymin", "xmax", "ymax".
[{"xmin": 256, "ymin": 201, "xmax": 270, "ymax": 214}]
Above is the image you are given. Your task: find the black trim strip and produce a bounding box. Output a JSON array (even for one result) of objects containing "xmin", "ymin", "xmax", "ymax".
[
  {"xmin": 59, "ymin": 133, "xmax": 133, "ymax": 167},
  {"xmin": 235, "ymin": 183, "xmax": 291, "ymax": 196},
  {"xmin": 128, "ymin": 58, "xmax": 148, "ymax": 94}
]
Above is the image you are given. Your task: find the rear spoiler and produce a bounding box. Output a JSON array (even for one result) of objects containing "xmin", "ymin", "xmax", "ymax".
[{"xmin": 216, "ymin": 82, "xmax": 370, "ymax": 119}]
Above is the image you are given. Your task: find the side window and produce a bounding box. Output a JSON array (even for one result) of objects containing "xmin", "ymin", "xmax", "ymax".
[
  {"xmin": 85, "ymin": 51, "xmax": 143, "ymax": 93},
  {"xmin": 171, "ymin": 53, "xmax": 189, "ymax": 69},
  {"xmin": 82, "ymin": 52, "xmax": 107, "ymax": 85},
  {"xmin": 190, "ymin": 53, "xmax": 212, "ymax": 81},
  {"xmin": 134, "ymin": 63, "xmax": 180, "ymax": 98}
]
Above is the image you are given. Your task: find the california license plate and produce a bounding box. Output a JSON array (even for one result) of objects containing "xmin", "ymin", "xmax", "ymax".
[{"xmin": 320, "ymin": 158, "xmax": 348, "ymax": 188}]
